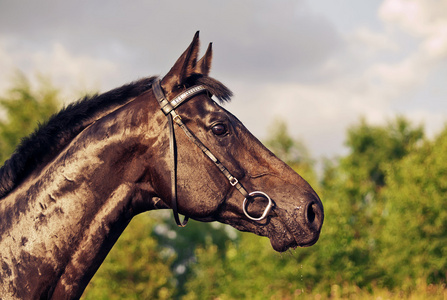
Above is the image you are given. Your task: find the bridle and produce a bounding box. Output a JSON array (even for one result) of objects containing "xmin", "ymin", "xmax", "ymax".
[{"xmin": 152, "ymin": 79, "xmax": 273, "ymax": 227}]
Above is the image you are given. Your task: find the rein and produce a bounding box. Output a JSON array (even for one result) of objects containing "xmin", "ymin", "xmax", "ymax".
[{"xmin": 152, "ymin": 79, "xmax": 273, "ymax": 227}]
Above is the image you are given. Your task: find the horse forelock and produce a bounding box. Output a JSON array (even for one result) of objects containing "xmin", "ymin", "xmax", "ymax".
[{"xmin": 192, "ymin": 75, "xmax": 233, "ymax": 103}]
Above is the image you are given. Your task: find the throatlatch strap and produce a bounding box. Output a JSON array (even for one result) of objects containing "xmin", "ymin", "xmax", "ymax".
[
  {"xmin": 153, "ymin": 80, "xmax": 188, "ymax": 227},
  {"xmin": 167, "ymin": 113, "xmax": 189, "ymax": 227}
]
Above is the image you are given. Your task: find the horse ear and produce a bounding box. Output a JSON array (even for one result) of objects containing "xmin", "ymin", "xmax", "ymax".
[
  {"xmin": 195, "ymin": 42, "xmax": 212, "ymax": 76},
  {"xmin": 161, "ymin": 31, "xmax": 200, "ymax": 95}
]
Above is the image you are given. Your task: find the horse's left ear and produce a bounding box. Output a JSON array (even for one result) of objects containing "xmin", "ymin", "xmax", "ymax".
[{"xmin": 161, "ymin": 31, "xmax": 201, "ymax": 96}]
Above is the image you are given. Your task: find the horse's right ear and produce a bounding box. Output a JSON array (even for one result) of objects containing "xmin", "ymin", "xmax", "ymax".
[
  {"xmin": 195, "ymin": 42, "xmax": 212, "ymax": 76},
  {"xmin": 161, "ymin": 31, "xmax": 201, "ymax": 98}
]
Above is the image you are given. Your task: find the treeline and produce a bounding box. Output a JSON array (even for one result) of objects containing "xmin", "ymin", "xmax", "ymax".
[{"xmin": 1, "ymin": 75, "xmax": 445, "ymax": 299}]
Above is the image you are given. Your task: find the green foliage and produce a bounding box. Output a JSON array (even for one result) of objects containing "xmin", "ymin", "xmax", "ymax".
[
  {"xmin": 0, "ymin": 72, "xmax": 60, "ymax": 164},
  {"xmin": 151, "ymin": 213, "xmax": 239, "ymax": 298},
  {"xmin": 313, "ymin": 117, "xmax": 426, "ymax": 289},
  {"xmin": 379, "ymin": 127, "xmax": 447, "ymax": 288},
  {"xmin": 81, "ymin": 213, "xmax": 176, "ymax": 299},
  {"xmin": 341, "ymin": 116, "xmax": 423, "ymax": 191},
  {"xmin": 184, "ymin": 235, "xmax": 446, "ymax": 299},
  {"xmin": 184, "ymin": 233, "xmax": 309, "ymax": 299}
]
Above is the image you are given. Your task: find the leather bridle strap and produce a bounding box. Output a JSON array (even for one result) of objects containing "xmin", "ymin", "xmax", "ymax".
[
  {"xmin": 153, "ymin": 79, "xmax": 272, "ymax": 227},
  {"xmin": 153, "ymin": 80, "xmax": 189, "ymax": 227}
]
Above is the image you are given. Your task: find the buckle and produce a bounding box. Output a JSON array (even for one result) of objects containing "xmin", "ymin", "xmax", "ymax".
[
  {"xmin": 229, "ymin": 177, "xmax": 238, "ymax": 186},
  {"xmin": 172, "ymin": 114, "xmax": 182, "ymax": 123}
]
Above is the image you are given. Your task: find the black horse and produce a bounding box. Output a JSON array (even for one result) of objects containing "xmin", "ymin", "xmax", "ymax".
[{"xmin": 0, "ymin": 32, "xmax": 323, "ymax": 299}]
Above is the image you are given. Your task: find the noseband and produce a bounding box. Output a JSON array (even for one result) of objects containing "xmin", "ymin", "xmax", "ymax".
[{"xmin": 152, "ymin": 79, "xmax": 273, "ymax": 227}]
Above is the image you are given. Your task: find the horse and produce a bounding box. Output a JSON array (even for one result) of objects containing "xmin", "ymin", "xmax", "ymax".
[{"xmin": 0, "ymin": 32, "xmax": 323, "ymax": 299}]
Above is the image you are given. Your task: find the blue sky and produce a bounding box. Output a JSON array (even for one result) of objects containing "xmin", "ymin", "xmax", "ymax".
[{"xmin": 1, "ymin": 0, "xmax": 446, "ymax": 159}]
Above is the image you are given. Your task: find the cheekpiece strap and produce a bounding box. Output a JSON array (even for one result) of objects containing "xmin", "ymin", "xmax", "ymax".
[{"xmin": 152, "ymin": 79, "xmax": 173, "ymax": 114}]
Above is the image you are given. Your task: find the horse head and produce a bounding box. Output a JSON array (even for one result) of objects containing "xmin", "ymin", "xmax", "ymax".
[{"xmin": 149, "ymin": 32, "xmax": 324, "ymax": 251}]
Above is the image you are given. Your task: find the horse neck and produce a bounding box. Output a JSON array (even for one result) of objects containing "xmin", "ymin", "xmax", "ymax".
[{"xmin": 0, "ymin": 92, "xmax": 168, "ymax": 299}]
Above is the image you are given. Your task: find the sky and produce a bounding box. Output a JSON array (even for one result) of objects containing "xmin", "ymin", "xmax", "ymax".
[{"xmin": 1, "ymin": 0, "xmax": 446, "ymax": 159}]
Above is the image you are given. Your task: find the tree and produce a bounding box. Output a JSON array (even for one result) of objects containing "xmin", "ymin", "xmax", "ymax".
[
  {"xmin": 316, "ymin": 117, "xmax": 425, "ymax": 291},
  {"xmin": 0, "ymin": 72, "xmax": 60, "ymax": 165},
  {"xmin": 341, "ymin": 116, "xmax": 423, "ymax": 191},
  {"xmin": 379, "ymin": 126, "xmax": 447, "ymax": 288}
]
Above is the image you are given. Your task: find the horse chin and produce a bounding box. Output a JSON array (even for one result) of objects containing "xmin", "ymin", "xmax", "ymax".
[
  {"xmin": 267, "ymin": 216, "xmax": 321, "ymax": 252},
  {"xmin": 268, "ymin": 236, "xmax": 297, "ymax": 252},
  {"xmin": 268, "ymin": 230, "xmax": 320, "ymax": 252}
]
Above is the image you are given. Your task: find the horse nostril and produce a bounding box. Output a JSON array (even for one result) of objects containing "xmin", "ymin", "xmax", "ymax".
[
  {"xmin": 304, "ymin": 201, "xmax": 324, "ymax": 232},
  {"xmin": 306, "ymin": 202, "xmax": 316, "ymax": 223}
]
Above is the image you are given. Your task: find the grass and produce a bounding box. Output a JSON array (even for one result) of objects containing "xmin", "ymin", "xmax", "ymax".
[{"xmin": 291, "ymin": 282, "xmax": 446, "ymax": 300}]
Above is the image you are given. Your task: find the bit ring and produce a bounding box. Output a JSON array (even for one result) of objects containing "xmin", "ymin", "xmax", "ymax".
[{"xmin": 242, "ymin": 191, "xmax": 273, "ymax": 221}]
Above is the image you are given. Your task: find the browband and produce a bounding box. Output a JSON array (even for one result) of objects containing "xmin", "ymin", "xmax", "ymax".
[{"xmin": 153, "ymin": 81, "xmax": 207, "ymax": 115}]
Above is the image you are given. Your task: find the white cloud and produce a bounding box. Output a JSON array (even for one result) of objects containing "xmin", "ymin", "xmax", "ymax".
[
  {"xmin": 31, "ymin": 43, "xmax": 119, "ymax": 100},
  {"xmin": 357, "ymin": 0, "xmax": 447, "ymax": 93},
  {"xmin": 0, "ymin": 37, "xmax": 17, "ymax": 92},
  {"xmin": 0, "ymin": 39, "xmax": 119, "ymax": 101},
  {"xmin": 379, "ymin": 0, "xmax": 447, "ymax": 36},
  {"xmin": 349, "ymin": 27, "xmax": 399, "ymax": 55},
  {"xmin": 365, "ymin": 55, "xmax": 426, "ymax": 97},
  {"xmin": 379, "ymin": 0, "xmax": 447, "ymax": 60}
]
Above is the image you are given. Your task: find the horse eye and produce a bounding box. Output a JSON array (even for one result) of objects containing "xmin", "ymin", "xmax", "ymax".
[{"xmin": 211, "ymin": 124, "xmax": 227, "ymax": 136}]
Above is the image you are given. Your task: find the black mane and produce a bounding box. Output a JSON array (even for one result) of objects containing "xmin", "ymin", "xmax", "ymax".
[
  {"xmin": 0, "ymin": 77, "xmax": 156, "ymax": 199},
  {"xmin": 0, "ymin": 75, "xmax": 232, "ymax": 199}
]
